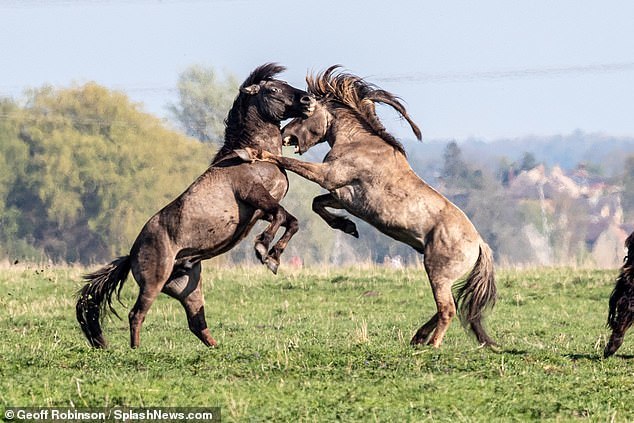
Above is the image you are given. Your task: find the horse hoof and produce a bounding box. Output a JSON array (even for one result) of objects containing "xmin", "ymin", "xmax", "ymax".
[
  {"xmin": 604, "ymin": 345, "xmax": 617, "ymax": 358},
  {"xmin": 265, "ymin": 258, "xmax": 279, "ymax": 275},
  {"xmin": 410, "ymin": 335, "xmax": 428, "ymax": 346},
  {"xmin": 254, "ymin": 243, "xmax": 268, "ymax": 263}
]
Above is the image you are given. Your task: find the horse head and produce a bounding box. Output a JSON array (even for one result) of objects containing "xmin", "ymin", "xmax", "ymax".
[
  {"xmin": 239, "ymin": 63, "xmax": 316, "ymax": 122},
  {"xmin": 281, "ymin": 65, "xmax": 422, "ymax": 156},
  {"xmin": 282, "ymin": 100, "xmax": 331, "ymax": 155}
]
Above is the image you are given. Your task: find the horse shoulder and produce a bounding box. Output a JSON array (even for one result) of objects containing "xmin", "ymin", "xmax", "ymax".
[{"xmin": 230, "ymin": 162, "xmax": 288, "ymax": 201}]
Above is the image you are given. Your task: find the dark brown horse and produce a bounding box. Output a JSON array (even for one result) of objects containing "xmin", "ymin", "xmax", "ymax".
[
  {"xmin": 605, "ymin": 231, "xmax": 634, "ymax": 357},
  {"xmin": 76, "ymin": 63, "xmax": 315, "ymax": 349},
  {"xmin": 238, "ymin": 66, "xmax": 497, "ymax": 348}
]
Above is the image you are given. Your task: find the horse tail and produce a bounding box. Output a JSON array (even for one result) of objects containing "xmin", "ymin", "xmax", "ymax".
[
  {"xmin": 76, "ymin": 256, "xmax": 131, "ymax": 348},
  {"xmin": 455, "ymin": 242, "xmax": 497, "ymax": 346},
  {"xmin": 607, "ymin": 270, "xmax": 634, "ymax": 331},
  {"xmin": 607, "ymin": 233, "xmax": 634, "ymax": 331}
]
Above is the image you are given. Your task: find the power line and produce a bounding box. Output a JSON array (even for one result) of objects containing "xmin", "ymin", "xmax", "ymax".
[
  {"xmin": 374, "ymin": 62, "xmax": 634, "ymax": 84},
  {"xmin": 0, "ymin": 0, "xmax": 249, "ymax": 9},
  {"xmin": 1, "ymin": 61, "xmax": 633, "ymax": 98}
]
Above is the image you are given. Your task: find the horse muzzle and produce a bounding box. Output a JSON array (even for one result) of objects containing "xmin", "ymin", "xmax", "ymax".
[{"xmin": 300, "ymin": 96, "xmax": 316, "ymax": 117}]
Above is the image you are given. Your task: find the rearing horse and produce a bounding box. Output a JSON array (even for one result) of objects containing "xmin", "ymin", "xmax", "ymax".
[
  {"xmin": 238, "ymin": 66, "xmax": 497, "ymax": 347},
  {"xmin": 76, "ymin": 63, "xmax": 315, "ymax": 349}
]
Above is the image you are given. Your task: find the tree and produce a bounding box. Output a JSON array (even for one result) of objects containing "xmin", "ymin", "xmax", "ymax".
[
  {"xmin": 168, "ymin": 65, "xmax": 239, "ymax": 145},
  {"xmin": 0, "ymin": 99, "xmax": 37, "ymax": 259},
  {"xmin": 441, "ymin": 141, "xmax": 483, "ymax": 191},
  {"xmin": 2, "ymin": 83, "xmax": 213, "ymax": 263},
  {"xmin": 519, "ymin": 152, "xmax": 537, "ymax": 172}
]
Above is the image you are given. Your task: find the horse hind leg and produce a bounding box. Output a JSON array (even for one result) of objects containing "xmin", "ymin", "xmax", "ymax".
[
  {"xmin": 162, "ymin": 262, "xmax": 217, "ymax": 347},
  {"xmin": 128, "ymin": 241, "xmax": 174, "ymax": 348},
  {"xmin": 426, "ymin": 282, "xmax": 457, "ymax": 348},
  {"xmin": 128, "ymin": 284, "xmax": 163, "ymax": 348}
]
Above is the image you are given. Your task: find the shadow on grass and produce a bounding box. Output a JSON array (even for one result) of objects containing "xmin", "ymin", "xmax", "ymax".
[
  {"xmin": 565, "ymin": 352, "xmax": 634, "ymax": 361},
  {"xmin": 499, "ymin": 348, "xmax": 529, "ymax": 356},
  {"xmin": 564, "ymin": 353, "xmax": 602, "ymax": 362},
  {"xmin": 611, "ymin": 353, "xmax": 634, "ymax": 360}
]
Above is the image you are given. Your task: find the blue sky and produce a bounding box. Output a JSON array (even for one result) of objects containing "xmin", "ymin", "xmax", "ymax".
[{"xmin": 1, "ymin": 0, "xmax": 633, "ymax": 140}]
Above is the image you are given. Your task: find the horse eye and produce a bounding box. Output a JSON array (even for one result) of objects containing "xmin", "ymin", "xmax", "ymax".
[{"xmin": 270, "ymin": 87, "xmax": 281, "ymax": 93}]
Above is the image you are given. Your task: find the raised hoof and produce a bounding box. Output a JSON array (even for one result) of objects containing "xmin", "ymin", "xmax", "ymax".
[
  {"xmin": 340, "ymin": 220, "xmax": 359, "ymax": 238},
  {"xmin": 264, "ymin": 258, "xmax": 279, "ymax": 275},
  {"xmin": 254, "ymin": 242, "xmax": 268, "ymax": 264}
]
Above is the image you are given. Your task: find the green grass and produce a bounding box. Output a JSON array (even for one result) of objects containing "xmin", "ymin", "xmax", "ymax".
[{"xmin": 1, "ymin": 265, "xmax": 633, "ymax": 421}]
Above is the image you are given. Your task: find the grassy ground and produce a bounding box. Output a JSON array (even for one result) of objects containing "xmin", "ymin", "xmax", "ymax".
[{"xmin": 0, "ymin": 265, "xmax": 633, "ymax": 422}]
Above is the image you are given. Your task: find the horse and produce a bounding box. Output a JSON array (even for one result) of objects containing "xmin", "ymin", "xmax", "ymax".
[
  {"xmin": 76, "ymin": 63, "xmax": 316, "ymax": 349},
  {"xmin": 604, "ymin": 231, "xmax": 634, "ymax": 357},
  {"xmin": 237, "ymin": 66, "xmax": 497, "ymax": 348}
]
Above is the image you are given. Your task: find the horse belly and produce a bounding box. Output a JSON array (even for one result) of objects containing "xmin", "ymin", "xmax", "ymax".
[
  {"xmin": 333, "ymin": 186, "xmax": 427, "ymax": 252},
  {"xmin": 169, "ymin": 187, "xmax": 255, "ymax": 253}
]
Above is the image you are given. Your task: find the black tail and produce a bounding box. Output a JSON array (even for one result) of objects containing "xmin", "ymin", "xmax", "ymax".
[
  {"xmin": 455, "ymin": 242, "xmax": 498, "ymax": 346},
  {"xmin": 76, "ymin": 256, "xmax": 131, "ymax": 348},
  {"xmin": 604, "ymin": 233, "xmax": 634, "ymax": 357},
  {"xmin": 607, "ymin": 267, "xmax": 634, "ymax": 332},
  {"xmin": 607, "ymin": 233, "xmax": 634, "ymax": 331}
]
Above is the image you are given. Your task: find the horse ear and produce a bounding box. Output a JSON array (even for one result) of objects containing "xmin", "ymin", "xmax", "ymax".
[{"xmin": 240, "ymin": 84, "xmax": 261, "ymax": 95}]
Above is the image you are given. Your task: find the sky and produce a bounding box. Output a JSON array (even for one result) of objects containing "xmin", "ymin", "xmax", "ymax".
[{"xmin": 1, "ymin": 0, "xmax": 634, "ymax": 141}]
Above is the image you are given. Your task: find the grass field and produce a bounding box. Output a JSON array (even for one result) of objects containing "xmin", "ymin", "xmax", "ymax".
[{"xmin": 1, "ymin": 265, "xmax": 633, "ymax": 422}]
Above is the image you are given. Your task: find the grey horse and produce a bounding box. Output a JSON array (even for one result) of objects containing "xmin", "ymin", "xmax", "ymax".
[{"xmin": 238, "ymin": 66, "xmax": 497, "ymax": 348}]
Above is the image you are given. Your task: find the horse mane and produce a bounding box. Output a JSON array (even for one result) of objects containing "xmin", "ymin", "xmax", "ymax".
[
  {"xmin": 306, "ymin": 65, "xmax": 422, "ymax": 156},
  {"xmin": 213, "ymin": 63, "xmax": 286, "ymax": 163}
]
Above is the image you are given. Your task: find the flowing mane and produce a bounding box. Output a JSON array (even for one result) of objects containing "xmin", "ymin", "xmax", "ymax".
[
  {"xmin": 306, "ymin": 65, "xmax": 422, "ymax": 155},
  {"xmin": 213, "ymin": 63, "xmax": 286, "ymax": 163}
]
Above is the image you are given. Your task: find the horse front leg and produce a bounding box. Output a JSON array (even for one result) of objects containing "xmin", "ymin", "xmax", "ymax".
[
  {"xmin": 312, "ymin": 193, "xmax": 358, "ymax": 238},
  {"xmin": 236, "ymin": 148, "xmax": 339, "ymax": 191},
  {"xmin": 265, "ymin": 210, "xmax": 299, "ymax": 274},
  {"xmin": 239, "ymin": 183, "xmax": 294, "ymax": 273}
]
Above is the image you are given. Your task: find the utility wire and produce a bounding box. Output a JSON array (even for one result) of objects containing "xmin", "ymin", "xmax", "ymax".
[
  {"xmin": 374, "ymin": 62, "xmax": 634, "ymax": 84},
  {"xmin": 1, "ymin": 61, "xmax": 633, "ymax": 98}
]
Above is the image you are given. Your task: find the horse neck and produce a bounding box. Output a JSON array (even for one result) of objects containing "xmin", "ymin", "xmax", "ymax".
[
  {"xmin": 241, "ymin": 106, "xmax": 283, "ymax": 154},
  {"xmin": 329, "ymin": 108, "xmax": 385, "ymax": 151},
  {"xmin": 214, "ymin": 105, "xmax": 282, "ymax": 163}
]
